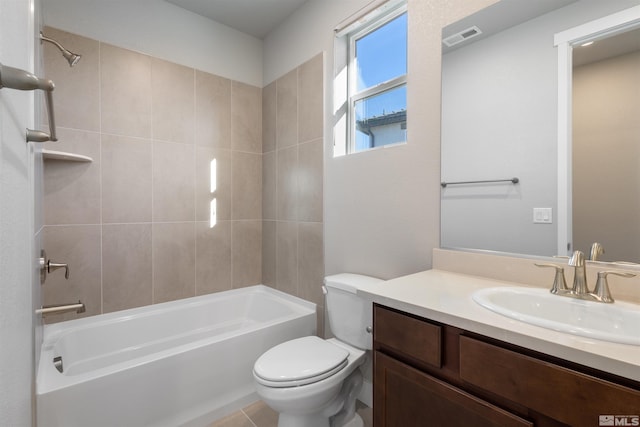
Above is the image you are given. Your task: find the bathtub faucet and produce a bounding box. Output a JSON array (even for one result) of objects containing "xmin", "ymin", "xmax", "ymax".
[{"xmin": 37, "ymin": 301, "xmax": 85, "ymax": 318}]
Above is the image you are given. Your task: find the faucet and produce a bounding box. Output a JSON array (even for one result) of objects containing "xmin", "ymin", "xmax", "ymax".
[
  {"xmin": 568, "ymin": 250, "xmax": 589, "ymax": 296},
  {"xmin": 589, "ymin": 242, "xmax": 604, "ymax": 261},
  {"xmin": 36, "ymin": 301, "xmax": 85, "ymax": 318},
  {"xmin": 593, "ymin": 271, "xmax": 635, "ymax": 303},
  {"xmin": 537, "ymin": 250, "xmax": 636, "ymax": 303}
]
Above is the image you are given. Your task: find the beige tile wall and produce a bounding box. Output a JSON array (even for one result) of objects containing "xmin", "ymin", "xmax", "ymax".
[
  {"xmin": 42, "ymin": 27, "xmax": 263, "ymax": 322},
  {"xmin": 262, "ymin": 53, "xmax": 325, "ymax": 335}
]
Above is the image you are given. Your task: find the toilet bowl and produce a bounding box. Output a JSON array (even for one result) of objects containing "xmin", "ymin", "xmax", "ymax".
[{"xmin": 253, "ymin": 274, "xmax": 383, "ymax": 427}]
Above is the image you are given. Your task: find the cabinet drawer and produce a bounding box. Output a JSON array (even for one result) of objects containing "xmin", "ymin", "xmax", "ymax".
[
  {"xmin": 374, "ymin": 305, "xmax": 442, "ymax": 368},
  {"xmin": 374, "ymin": 351, "xmax": 532, "ymax": 427},
  {"xmin": 459, "ymin": 336, "xmax": 640, "ymax": 427}
]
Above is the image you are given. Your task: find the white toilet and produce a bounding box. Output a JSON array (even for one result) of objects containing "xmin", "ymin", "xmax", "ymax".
[{"xmin": 253, "ymin": 273, "xmax": 382, "ymax": 427}]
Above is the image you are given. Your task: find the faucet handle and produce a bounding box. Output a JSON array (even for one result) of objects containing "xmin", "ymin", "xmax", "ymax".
[
  {"xmin": 535, "ymin": 263, "xmax": 569, "ymax": 294},
  {"xmin": 47, "ymin": 261, "xmax": 70, "ymax": 279},
  {"xmin": 39, "ymin": 249, "xmax": 70, "ymax": 283},
  {"xmin": 589, "ymin": 242, "xmax": 604, "ymax": 261},
  {"xmin": 568, "ymin": 250, "xmax": 585, "ymax": 267},
  {"xmin": 593, "ymin": 271, "xmax": 635, "ymax": 303}
]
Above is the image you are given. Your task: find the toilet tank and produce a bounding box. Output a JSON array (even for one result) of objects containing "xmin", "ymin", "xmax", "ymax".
[{"xmin": 323, "ymin": 273, "xmax": 383, "ymax": 350}]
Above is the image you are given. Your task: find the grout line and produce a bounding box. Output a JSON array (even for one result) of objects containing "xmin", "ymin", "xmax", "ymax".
[
  {"xmin": 193, "ymin": 67, "xmax": 197, "ymax": 298},
  {"xmin": 230, "ymin": 79, "xmax": 235, "ymax": 289},
  {"xmin": 98, "ymin": 40, "xmax": 104, "ymax": 316},
  {"xmin": 274, "ymin": 78, "xmax": 279, "ymax": 292},
  {"xmin": 239, "ymin": 409, "xmax": 258, "ymax": 427},
  {"xmin": 150, "ymin": 54, "xmax": 155, "ymax": 305}
]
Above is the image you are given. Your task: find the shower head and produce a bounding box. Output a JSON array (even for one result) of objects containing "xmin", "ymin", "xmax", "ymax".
[{"xmin": 40, "ymin": 32, "xmax": 82, "ymax": 67}]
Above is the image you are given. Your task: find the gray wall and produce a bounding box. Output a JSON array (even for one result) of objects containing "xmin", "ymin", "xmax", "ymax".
[
  {"xmin": 440, "ymin": 0, "xmax": 639, "ymax": 258},
  {"xmin": 262, "ymin": 54, "xmax": 326, "ymax": 335},
  {"xmin": 264, "ymin": 0, "xmax": 500, "ymax": 280},
  {"xmin": 42, "ymin": 28, "xmax": 263, "ymax": 322}
]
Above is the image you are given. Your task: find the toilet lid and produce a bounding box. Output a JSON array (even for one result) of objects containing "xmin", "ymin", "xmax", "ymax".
[{"xmin": 254, "ymin": 336, "xmax": 349, "ymax": 387}]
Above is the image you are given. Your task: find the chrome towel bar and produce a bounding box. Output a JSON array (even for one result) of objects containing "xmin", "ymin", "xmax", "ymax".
[
  {"xmin": 441, "ymin": 177, "xmax": 519, "ymax": 188},
  {"xmin": 0, "ymin": 62, "xmax": 57, "ymax": 142}
]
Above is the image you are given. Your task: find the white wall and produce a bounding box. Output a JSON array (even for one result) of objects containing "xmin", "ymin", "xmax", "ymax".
[
  {"xmin": 43, "ymin": 0, "xmax": 263, "ymax": 86},
  {"xmin": 440, "ymin": 0, "xmax": 640, "ymax": 258},
  {"xmin": 265, "ymin": 0, "xmax": 498, "ymax": 280},
  {"xmin": 0, "ymin": 0, "xmax": 39, "ymax": 424}
]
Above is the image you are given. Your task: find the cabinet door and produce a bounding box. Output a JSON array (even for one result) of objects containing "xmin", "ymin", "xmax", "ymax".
[
  {"xmin": 374, "ymin": 351, "xmax": 533, "ymax": 427},
  {"xmin": 459, "ymin": 336, "xmax": 640, "ymax": 427}
]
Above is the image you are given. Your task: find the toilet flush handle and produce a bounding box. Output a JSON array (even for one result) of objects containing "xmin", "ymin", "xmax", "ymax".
[{"xmin": 366, "ymin": 326, "xmax": 373, "ymax": 334}]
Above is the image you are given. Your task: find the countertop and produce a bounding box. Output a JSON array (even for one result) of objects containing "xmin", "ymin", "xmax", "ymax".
[{"xmin": 358, "ymin": 269, "xmax": 640, "ymax": 382}]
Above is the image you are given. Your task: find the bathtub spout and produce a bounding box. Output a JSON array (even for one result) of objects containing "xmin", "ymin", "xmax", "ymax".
[
  {"xmin": 53, "ymin": 356, "xmax": 64, "ymax": 373},
  {"xmin": 37, "ymin": 301, "xmax": 85, "ymax": 317}
]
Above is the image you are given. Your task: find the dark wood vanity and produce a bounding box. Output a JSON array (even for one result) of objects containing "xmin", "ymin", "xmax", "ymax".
[{"xmin": 373, "ymin": 304, "xmax": 640, "ymax": 427}]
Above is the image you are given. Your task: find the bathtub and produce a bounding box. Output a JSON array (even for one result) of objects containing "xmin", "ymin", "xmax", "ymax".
[{"xmin": 36, "ymin": 285, "xmax": 316, "ymax": 427}]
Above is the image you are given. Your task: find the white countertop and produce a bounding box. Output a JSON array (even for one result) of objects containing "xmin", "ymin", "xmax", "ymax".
[{"xmin": 359, "ymin": 269, "xmax": 640, "ymax": 382}]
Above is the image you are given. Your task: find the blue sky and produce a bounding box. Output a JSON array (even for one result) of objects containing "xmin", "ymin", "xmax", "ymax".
[{"xmin": 355, "ymin": 12, "xmax": 407, "ymax": 119}]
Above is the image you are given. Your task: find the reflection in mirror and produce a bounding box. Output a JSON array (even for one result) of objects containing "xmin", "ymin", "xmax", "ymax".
[
  {"xmin": 572, "ymin": 27, "xmax": 640, "ymax": 262},
  {"xmin": 440, "ymin": 0, "xmax": 640, "ymax": 262}
]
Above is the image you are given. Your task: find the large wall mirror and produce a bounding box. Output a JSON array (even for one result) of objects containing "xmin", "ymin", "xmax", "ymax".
[{"xmin": 440, "ymin": 0, "xmax": 640, "ymax": 263}]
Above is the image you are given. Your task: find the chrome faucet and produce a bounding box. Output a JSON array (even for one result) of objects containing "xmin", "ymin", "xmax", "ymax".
[
  {"xmin": 536, "ymin": 250, "xmax": 636, "ymax": 303},
  {"xmin": 568, "ymin": 250, "xmax": 589, "ymax": 296},
  {"xmin": 589, "ymin": 242, "xmax": 604, "ymax": 261}
]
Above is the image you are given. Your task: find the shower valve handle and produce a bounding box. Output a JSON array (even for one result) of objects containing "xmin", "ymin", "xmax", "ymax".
[
  {"xmin": 39, "ymin": 250, "xmax": 69, "ymax": 283},
  {"xmin": 47, "ymin": 261, "xmax": 70, "ymax": 280}
]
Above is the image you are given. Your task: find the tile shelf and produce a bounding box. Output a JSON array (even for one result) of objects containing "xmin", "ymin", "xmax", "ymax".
[{"xmin": 42, "ymin": 149, "xmax": 93, "ymax": 162}]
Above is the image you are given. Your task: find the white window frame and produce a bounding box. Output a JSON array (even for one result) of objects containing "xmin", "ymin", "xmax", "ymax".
[{"xmin": 346, "ymin": 2, "xmax": 407, "ymax": 153}]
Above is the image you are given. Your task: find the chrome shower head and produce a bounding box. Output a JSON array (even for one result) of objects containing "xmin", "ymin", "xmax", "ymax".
[{"xmin": 40, "ymin": 32, "xmax": 82, "ymax": 67}]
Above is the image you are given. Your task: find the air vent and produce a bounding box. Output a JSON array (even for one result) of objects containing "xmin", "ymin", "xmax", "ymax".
[{"xmin": 443, "ymin": 25, "xmax": 482, "ymax": 47}]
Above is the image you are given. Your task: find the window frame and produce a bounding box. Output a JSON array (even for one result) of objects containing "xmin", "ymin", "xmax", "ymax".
[{"xmin": 347, "ymin": 3, "xmax": 408, "ymax": 153}]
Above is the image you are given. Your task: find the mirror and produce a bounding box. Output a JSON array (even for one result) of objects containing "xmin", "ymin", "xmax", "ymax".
[{"xmin": 440, "ymin": 0, "xmax": 640, "ymax": 262}]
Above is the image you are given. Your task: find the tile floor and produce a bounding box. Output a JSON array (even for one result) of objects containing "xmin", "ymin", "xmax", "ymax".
[{"xmin": 208, "ymin": 400, "xmax": 373, "ymax": 427}]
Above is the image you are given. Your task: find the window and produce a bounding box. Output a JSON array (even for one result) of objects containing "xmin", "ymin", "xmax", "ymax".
[{"xmin": 346, "ymin": 2, "xmax": 407, "ymax": 153}]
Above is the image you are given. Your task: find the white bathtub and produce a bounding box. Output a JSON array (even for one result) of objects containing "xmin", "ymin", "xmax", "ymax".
[{"xmin": 36, "ymin": 285, "xmax": 316, "ymax": 427}]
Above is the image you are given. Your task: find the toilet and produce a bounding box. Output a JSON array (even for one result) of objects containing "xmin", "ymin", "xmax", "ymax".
[{"xmin": 253, "ymin": 273, "xmax": 382, "ymax": 427}]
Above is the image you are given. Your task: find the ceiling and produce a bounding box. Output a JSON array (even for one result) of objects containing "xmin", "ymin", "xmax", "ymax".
[
  {"xmin": 573, "ymin": 27, "xmax": 640, "ymax": 67},
  {"xmin": 165, "ymin": 0, "xmax": 310, "ymax": 39}
]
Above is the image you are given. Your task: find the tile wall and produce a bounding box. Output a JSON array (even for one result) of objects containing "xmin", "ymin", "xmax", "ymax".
[
  {"xmin": 42, "ymin": 27, "xmax": 263, "ymax": 321},
  {"xmin": 262, "ymin": 54, "xmax": 325, "ymax": 335}
]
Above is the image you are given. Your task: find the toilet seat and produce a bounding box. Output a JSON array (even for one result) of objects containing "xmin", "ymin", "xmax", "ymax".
[{"xmin": 253, "ymin": 336, "xmax": 349, "ymax": 388}]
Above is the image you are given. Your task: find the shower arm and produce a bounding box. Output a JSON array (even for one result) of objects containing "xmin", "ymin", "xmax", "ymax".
[{"xmin": 0, "ymin": 62, "xmax": 58, "ymax": 142}]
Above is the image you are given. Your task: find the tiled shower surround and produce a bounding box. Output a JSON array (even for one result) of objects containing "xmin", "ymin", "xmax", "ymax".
[{"xmin": 42, "ymin": 27, "xmax": 324, "ymax": 326}]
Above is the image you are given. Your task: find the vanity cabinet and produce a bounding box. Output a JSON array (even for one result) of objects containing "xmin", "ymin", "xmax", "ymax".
[{"xmin": 373, "ymin": 304, "xmax": 640, "ymax": 427}]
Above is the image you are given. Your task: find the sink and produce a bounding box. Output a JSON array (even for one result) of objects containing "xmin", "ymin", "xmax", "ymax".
[{"xmin": 472, "ymin": 287, "xmax": 640, "ymax": 345}]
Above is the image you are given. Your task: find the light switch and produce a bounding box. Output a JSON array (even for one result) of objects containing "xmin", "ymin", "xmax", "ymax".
[{"xmin": 533, "ymin": 208, "xmax": 552, "ymax": 224}]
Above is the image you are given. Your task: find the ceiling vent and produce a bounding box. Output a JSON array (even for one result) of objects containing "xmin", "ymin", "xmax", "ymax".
[{"xmin": 443, "ymin": 26, "xmax": 482, "ymax": 47}]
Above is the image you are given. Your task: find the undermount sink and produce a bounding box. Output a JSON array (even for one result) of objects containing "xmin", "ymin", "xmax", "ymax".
[{"xmin": 472, "ymin": 287, "xmax": 640, "ymax": 346}]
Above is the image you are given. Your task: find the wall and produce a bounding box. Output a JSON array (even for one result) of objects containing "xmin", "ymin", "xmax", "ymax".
[
  {"xmin": 573, "ymin": 50, "xmax": 640, "ymax": 261},
  {"xmin": 41, "ymin": 27, "xmax": 263, "ymax": 322},
  {"xmin": 440, "ymin": 0, "xmax": 640, "ymax": 258},
  {"xmin": 262, "ymin": 53, "xmax": 325, "ymax": 334},
  {"xmin": 0, "ymin": 0, "xmax": 40, "ymax": 424},
  {"xmin": 42, "ymin": 0, "xmax": 263, "ymax": 86},
  {"xmin": 264, "ymin": 0, "xmax": 499, "ymax": 280}
]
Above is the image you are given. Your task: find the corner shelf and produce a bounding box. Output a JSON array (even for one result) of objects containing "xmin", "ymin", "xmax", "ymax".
[{"xmin": 42, "ymin": 149, "xmax": 93, "ymax": 163}]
